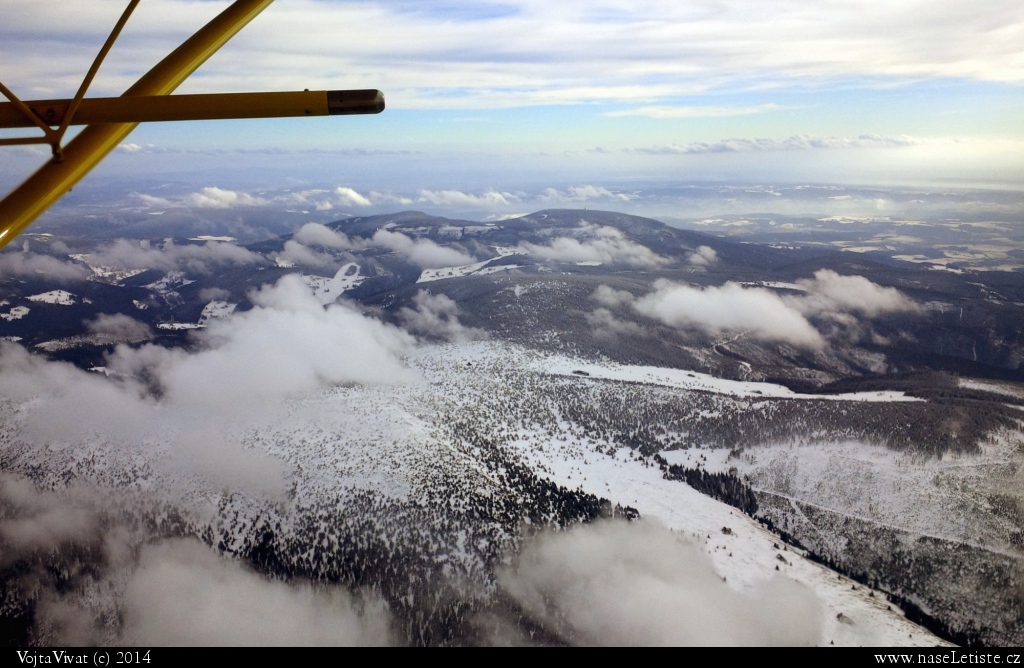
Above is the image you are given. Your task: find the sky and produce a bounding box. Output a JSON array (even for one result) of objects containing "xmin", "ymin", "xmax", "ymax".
[{"xmin": 1, "ymin": 0, "xmax": 1023, "ymax": 216}]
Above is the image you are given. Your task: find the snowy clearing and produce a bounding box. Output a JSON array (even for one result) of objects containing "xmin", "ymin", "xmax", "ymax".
[{"xmin": 27, "ymin": 290, "xmax": 75, "ymax": 305}]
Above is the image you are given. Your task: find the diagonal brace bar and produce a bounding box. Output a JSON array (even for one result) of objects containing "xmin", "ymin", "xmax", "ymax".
[{"xmin": 0, "ymin": 0, "xmax": 276, "ymax": 248}]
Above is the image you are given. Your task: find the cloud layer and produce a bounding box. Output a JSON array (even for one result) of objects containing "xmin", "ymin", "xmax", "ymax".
[
  {"xmin": 5, "ymin": 0, "xmax": 1019, "ymax": 108},
  {"xmin": 596, "ymin": 270, "xmax": 919, "ymax": 348},
  {"xmin": 634, "ymin": 279, "xmax": 825, "ymax": 348},
  {"xmin": 500, "ymin": 520, "xmax": 821, "ymax": 646},
  {"xmin": 519, "ymin": 224, "xmax": 667, "ymax": 268}
]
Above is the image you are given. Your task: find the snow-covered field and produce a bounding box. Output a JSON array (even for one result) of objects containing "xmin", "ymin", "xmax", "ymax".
[
  {"xmin": 528, "ymin": 352, "xmax": 920, "ymax": 402},
  {"xmin": 300, "ymin": 263, "xmax": 367, "ymax": 304},
  {"xmin": 0, "ymin": 338, "xmax": 985, "ymax": 645},
  {"xmin": 199, "ymin": 300, "xmax": 238, "ymax": 324},
  {"xmin": 27, "ymin": 290, "xmax": 76, "ymax": 305},
  {"xmin": 1, "ymin": 305, "xmax": 29, "ymax": 321}
]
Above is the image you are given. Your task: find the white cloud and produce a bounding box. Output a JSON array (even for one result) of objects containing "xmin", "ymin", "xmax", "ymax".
[
  {"xmin": 6, "ymin": 0, "xmax": 1020, "ymax": 112},
  {"xmin": 0, "ymin": 475, "xmax": 98, "ymax": 566},
  {"xmin": 591, "ymin": 284, "xmax": 635, "ymax": 308},
  {"xmin": 519, "ymin": 224, "xmax": 667, "ymax": 268},
  {"xmin": 0, "ymin": 275, "xmax": 417, "ymax": 495},
  {"xmin": 540, "ymin": 185, "xmax": 637, "ymax": 202},
  {"xmin": 187, "ymin": 187, "xmax": 269, "ymax": 209},
  {"xmin": 371, "ymin": 229, "xmax": 476, "ymax": 268},
  {"xmin": 83, "ymin": 239, "xmax": 265, "ymax": 275},
  {"xmin": 688, "ymin": 245, "xmax": 718, "ymax": 267},
  {"xmin": 418, "ymin": 190, "xmax": 514, "ymax": 207},
  {"xmin": 585, "ymin": 308, "xmax": 645, "ymax": 342},
  {"xmin": 633, "ymin": 279, "xmax": 825, "ymax": 348},
  {"xmin": 398, "ymin": 290, "xmax": 489, "ymax": 343},
  {"xmin": 0, "ymin": 251, "xmax": 89, "ymax": 281},
  {"xmin": 293, "ymin": 223, "xmax": 356, "ymax": 250},
  {"xmin": 335, "ymin": 186, "xmax": 372, "ymax": 207},
  {"xmin": 606, "ymin": 104, "xmax": 782, "ymax": 119},
  {"xmin": 123, "ymin": 539, "xmax": 393, "ymax": 646},
  {"xmin": 790, "ymin": 269, "xmax": 919, "ymax": 318},
  {"xmin": 85, "ymin": 313, "xmax": 152, "ymax": 343},
  {"xmin": 276, "ymin": 240, "xmax": 338, "ymax": 268},
  {"xmin": 500, "ymin": 520, "xmax": 821, "ymax": 646}
]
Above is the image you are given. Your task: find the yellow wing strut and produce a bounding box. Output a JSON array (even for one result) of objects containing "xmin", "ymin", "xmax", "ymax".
[{"xmin": 0, "ymin": 0, "xmax": 383, "ymax": 250}]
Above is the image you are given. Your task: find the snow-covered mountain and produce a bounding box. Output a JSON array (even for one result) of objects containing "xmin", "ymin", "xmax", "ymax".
[{"xmin": 1, "ymin": 209, "xmax": 1022, "ymax": 646}]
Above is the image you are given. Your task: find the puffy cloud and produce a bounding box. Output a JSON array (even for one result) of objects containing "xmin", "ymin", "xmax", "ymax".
[
  {"xmin": 111, "ymin": 274, "xmax": 417, "ymax": 420},
  {"xmin": 0, "ymin": 475, "xmax": 98, "ymax": 566},
  {"xmin": 82, "ymin": 239, "xmax": 266, "ymax": 275},
  {"xmin": 85, "ymin": 313, "xmax": 152, "ymax": 343},
  {"xmin": 371, "ymin": 229, "xmax": 476, "ymax": 268},
  {"xmin": 398, "ymin": 290, "xmax": 489, "ymax": 343},
  {"xmin": 540, "ymin": 185, "xmax": 637, "ymax": 202},
  {"xmin": 790, "ymin": 270, "xmax": 919, "ymax": 318},
  {"xmin": 123, "ymin": 539, "xmax": 394, "ymax": 646},
  {"xmin": 591, "ymin": 285, "xmax": 636, "ymax": 308},
  {"xmin": 0, "ymin": 251, "xmax": 89, "ymax": 281},
  {"xmin": 418, "ymin": 190, "xmax": 513, "ymax": 207},
  {"xmin": 0, "ymin": 275, "xmax": 416, "ymax": 496},
  {"xmin": 519, "ymin": 225, "xmax": 667, "ymax": 268},
  {"xmin": 633, "ymin": 279, "xmax": 825, "ymax": 348},
  {"xmin": 294, "ymin": 223, "xmax": 356, "ymax": 250},
  {"xmin": 500, "ymin": 520, "xmax": 821, "ymax": 646},
  {"xmin": 585, "ymin": 308, "xmax": 645, "ymax": 342},
  {"xmin": 688, "ymin": 245, "xmax": 718, "ymax": 267},
  {"xmin": 187, "ymin": 187, "xmax": 269, "ymax": 209},
  {"xmin": 335, "ymin": 186, "xmax": 372, "ymax": 207},
  {"xmin": 276, "ymin": 240, "xmax": 338, "ymax": 268}
]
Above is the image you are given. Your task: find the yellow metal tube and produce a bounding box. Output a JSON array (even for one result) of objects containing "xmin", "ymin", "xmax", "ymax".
[
  {"xmin": 0, "ymin": 0, "xmax": 275, "ymax": 248},
  {"xmin": 0, "ymin": 90, "xmax": 384, "ymax": 128}
]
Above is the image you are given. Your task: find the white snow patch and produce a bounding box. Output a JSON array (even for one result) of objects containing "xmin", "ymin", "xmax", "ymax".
[
  {"xmin": 299, "ymin": 263, "xmax": 366, "ymax": 305},
  {"xmin": 27, "ymin": 290, "xmax": 76, "ymax": 306},
  {"xmin": 417, "ymin": 249, "xmax": 521, "ymax": 283},
  {"xmin": 1, "ymin": 306, "xmax": 30, "ymax": 321},
  {"xmin": 188, "ymin": 235, "xmax": 236, "ymax": 243},
  {"xmin": 530, "ymin": 356, "xmax": 920, "ymax": 402},
  {"xmin": 198, "ymin": 301, "xmax": 237, "ymax": 325},
  {"xmin": 157, "ymin": 322, "xmax": 203, "ymax": 330}
]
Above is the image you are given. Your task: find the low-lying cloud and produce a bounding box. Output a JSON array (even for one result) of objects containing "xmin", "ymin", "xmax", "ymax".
[
  {"xmin": 585, "ymin": 308, "xmax": 646, "ymax": 342},
  {"xmin": 790, "ymin": 269, "xmax": 919, "ymax": 318},
  {"xmin": 82, "ymin": 239, "xmax": 265, "ymax": 275},
  {"xmin": 520, "ymin": 224, "xmax": 667, "ymax": 269},
  {"xmin": 0, "ymin": 251, "xmax": 89, "ymax": 282},
  {"xmin": 418, "ymin": 189, "xmax": 514, "ymax": 207},
  {"xmin": 500, "ymin": 520, "xmax": 821, "ymax": 646},
  {"xmin": 599, "ymin": 270, "xmax": 919, "ymax": 348},
  {"xmin": 398, "ymin": 290, "xmax": 489, "ymax": 343},
  {"xmin": 0, "ymin": 475, "xmax": 98, "ymax": 567},
  {"xmin": 0, "ymin": 274, "xmax": 417, "ymax": 497},
  {"xmin": 124, "ymin": 539, "xmax": 393, "ymax": 646},
  {"xmin": 85, "ymin": 313, "xmax": 152, "ymax": 343},
  {"xmin": 336, "ymin": 186, "xmax": 373, "ymax": 207},
  {"xmin": 634, "ymin": 279, "xmax": 825, "ymax": 348},
  {"xmin": 372, "ymin": 229, "xmax": 476, "ymax": 268},
  {"xmin": 187, "ymin": 187, "xmax": 270, "ymax": 209},
  {"xmin": 689, "ymin": 245, "xmax": 718, "ymax": 267},
  {"xmin": 539, "ymin": 185, "xmax": 637, "ymax": 202},
  {"xmin": 294, "ymin": 223, "xmax": 357, "ymax": 250}
]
